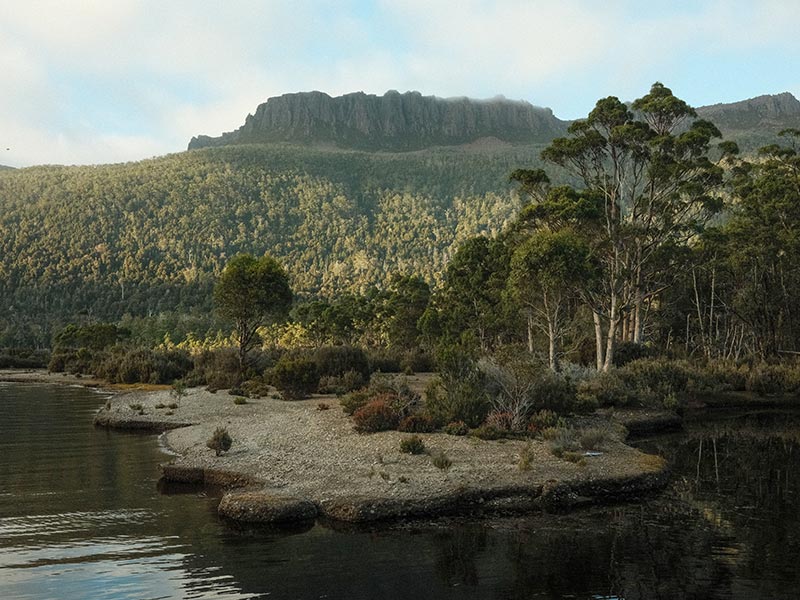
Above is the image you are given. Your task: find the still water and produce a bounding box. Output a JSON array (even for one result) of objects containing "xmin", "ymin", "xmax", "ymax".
[{"xmin": 1, "ymin": 383, "xmax": 798, "ymax": 599}]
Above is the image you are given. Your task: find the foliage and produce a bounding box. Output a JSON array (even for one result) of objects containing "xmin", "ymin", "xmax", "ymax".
[
  {"xmin": 207, "ymin": 427, "xmax": 233, "ymax": 456},
  {"xmin": 547, "ymin": 428, "xmax": 581, "ymax": 458},
  {"xmin": 399, "ymin": 435, "xmax": 426, "ymax": 455},
  {"xmin": 313, "ymin": 345, "xmax": 370, "ymax": 379},
  {"xmin": 442, "ymin": 420, "xmax": 469, "ymax": 436},
  {"xmin": 96, "ymin": 346, "xmax": 192, "ymax": 384},
  {"xmin": 233, "ymin": 396, "xmax": 248, "ymax": 405},
  {"xmin": 397, "ymin": 413, "xmax": 437, "ymax": 433},
  {"xmin": 317, "ymin": 370, "xmax": 366, "ymax": 395},
  {"xmin": 352, "ymin": 399, "xmax": 401, "ymax": 433},
  {"xmin": 339, "ymin": 389, "xmax": 371, "ymax": 415},
  {"xmin": 214, "ymin": 253, "xmax": 292, "ymax": 375},
  {"xmin": 269, "ymin": 355, "xmax": 320, "ymax": 400},
  {"xmin": 430, "ymin": 449, "xmax": 452, "ymax": 470}
]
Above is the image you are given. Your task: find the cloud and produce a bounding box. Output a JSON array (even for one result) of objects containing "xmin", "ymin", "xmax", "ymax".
[{"xmin": 1, "ymin": 1, "xmax": 799, "ymax": 166}]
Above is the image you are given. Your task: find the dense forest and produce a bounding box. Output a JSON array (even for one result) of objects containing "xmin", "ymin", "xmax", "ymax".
[{"xmin": 0, "ymin": 142, "xmax": 552, "ymax": 347}]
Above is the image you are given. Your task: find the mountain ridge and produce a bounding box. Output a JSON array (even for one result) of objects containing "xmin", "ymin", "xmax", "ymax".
[
  {"xmin": 190, "ymin": 89, "xmax": 800, "ymax": 154},
  {"xmin": 188, "ymin": 90, "xmax": 568, "ymax": 151}
]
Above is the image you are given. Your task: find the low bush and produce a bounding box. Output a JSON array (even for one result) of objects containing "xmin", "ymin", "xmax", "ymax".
[
  {"xmin": 269, "ymin": 356, "xmax": 320, "ymax": 400},
  {"xmin": 340, "ymin": 389, "xmax": 371, "ymax": 415},
  {"xmin": 366, "ymin": 348, "xmax": 403, "ymax": 373},
  {"xmin": 233, "ymin": 396, "xmax": 248, "ymax": 405},
  {"xmin": 579, "ymin": 425, "xmax": 616, "ymax": 451},
  {"xmin": 430, "ymin": 450, "xmax": 452, "ymax": 470},
  {"xmin": 484, "ymin": 410, "xmax": 516, "ymax": 432},
  {"xmin": 744, "ymin": 363, "xmax": 800, "ymax": 396},
  {"xmin": 352, "ymin": 399, "xmax": 400, "ymax": 433},
  {"xmin": 399, "ymin": 350, "xmax": 434, "ymax": 374},
  {"xmin": 317, "ymin": 402, "xmax": 330, "ymax": 411},
  {"xmin": 527, "ymin": 409, "xmax": 564, "ymax": 434},
  {"xmin": 399, "ymin": 435, "xmax": 426, "ymax": 455},
  {"xmin": 618, "ymin": 357, "xmax": 690, "ymax": 396},
  {"xmin": 398, "ymin": 412, "xmax": 437, "ymax": 433},
  {"xmin": 97, "ymin": 346, "xmax": 192, "ymax": 385},
  {"xmin": 191, "ymin": 347, "xmax": 241, "ymax": 389},
  {"xmin": 314, "ymin": 346, "xmax": 370, "ymax": 380},
  {"xmin": 317, "ymin": 370, "xmax": 366, "ymax": 395},
  {"xmin": 424, "ymin": 376, "xmax": 489, "ymax": 428},
  {"xmin": 207, "ymin": 426, "xmax": 232, "ymax": 456},
  {"xmin": 518, "ymin": 442, "xmax": 535, "ymax": 471},
  {"xmin": 575, "ymin": 372, "xmax": 636, "ymax": 408},
  {"xmin": 470, "ymin": 424, "xmax": 505, "ymax": 440},
  {"xmin": 547, "ymin": 428, "xmax": 580, "ymax": 458},
  {"xmin": 442, "ymin": 420, "xmax": 469, "ymax": 436}
]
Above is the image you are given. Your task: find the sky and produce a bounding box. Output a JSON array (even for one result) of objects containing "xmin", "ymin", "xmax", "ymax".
[{"xmin": 1, "ymin": 0, "xmax": 799, "ymax": 167}]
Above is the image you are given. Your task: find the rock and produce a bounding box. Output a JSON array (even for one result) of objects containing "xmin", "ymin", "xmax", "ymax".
[
  {"xmin": 188, "ymin": 90, "xmax": 567, "ymax": 151},
  {"xmin": 218, "ymin": 491, "xmax": 317, "ymax": 524}
]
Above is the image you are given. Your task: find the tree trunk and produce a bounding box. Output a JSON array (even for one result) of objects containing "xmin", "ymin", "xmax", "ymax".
[
  {"xmin": 527, "ymin": 314, "xmax": 534, "ymax": 354},
  {"xmin": 547, "ymin": 318, "xmax": 558, "ymax": 372},
  {"xmin": 593, "ymin": 309, "xmax": 604, "ymax": 371},
  {"xmin": 603, "ymin": 292, "xmax": 618, "ymax": 372}
]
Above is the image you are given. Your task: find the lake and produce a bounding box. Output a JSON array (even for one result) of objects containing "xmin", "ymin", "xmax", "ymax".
[{"xmin": 1, "ymin": 383, "xmax": 798, "ymax": 599}]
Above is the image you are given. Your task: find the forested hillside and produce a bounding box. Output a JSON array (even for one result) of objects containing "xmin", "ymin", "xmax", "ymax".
[
  {"xmin": 2, "ymin": 89, "xmax": 799, "ymax": 348},
  {"xmin": 0, "ymin": 142, "xmax": 547, "ymax": 346}
]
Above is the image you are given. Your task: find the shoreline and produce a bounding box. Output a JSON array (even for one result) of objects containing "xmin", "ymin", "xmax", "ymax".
[
  {"xmin": 87, "ymin": 373, "xmax": 672, "ymax": 525},
  {"xmin": 2, "ymin": 369, "xmax": 674, "ymax": 524}
]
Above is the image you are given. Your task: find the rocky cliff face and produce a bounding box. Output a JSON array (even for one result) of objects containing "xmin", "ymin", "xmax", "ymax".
[
  {"xmin": 188, "ymin": 90, "xmax": 568, "ymax": 151},
  {"xmin": 697, "ymin": 92, "xmax": 800, "ymax": 132}
]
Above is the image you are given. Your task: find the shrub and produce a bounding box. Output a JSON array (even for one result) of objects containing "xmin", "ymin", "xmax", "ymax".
[
  {"xmin": 233, "ymin": 396, "xmax": 248, "ymax": 405},
  {"xmin": 314, "ymin": 346, "xmax": 370, "ymax": 379},
  {"xmin": 352, "ymin": 399, "xmax": 400, "ymax": 433},
  {"xmin": 424, "ymin": 376, "xmax": 489, "ymax": 428},
  {"xmin": 369, "ymin": 375, "xmax": 421, "ymax": 417},
  {"xmin": 207, "ymin": 427, "xmax": 232, "ymax": 456},
  {"xmin": 398, "ymin": 412, "xmax": 437, "ymax": 433},
  {"xmin": 532, "ymin": 372, "xmax": 582, "ymax": 413},
  {"xmin": 547, "ymin": 428, "xmax": 580, "ymax": 458},
  {"xmin": 269, "ymin": 356, "xmax": 320, "ymax": 400},
  {"xmin": 484, "ymin": 410, "xmax": 516, "ymax": 432},
  {"xmin": 366, "ymin": 347, "xmax": 403, "ymax": 373},
  {"xmin": 527, "ymin": 409, "xmax": 562, "ymax": 433},
  {"xmin": 340, "ymin": 389, "xmax": 371, "ymax": 415},
  {"xmin": 744, "ymin": 364, "xmax": 792, "ymax": 396},
  {"xmin": 171, "ymin": 379, "xmax": 187, "ymax": 403},
  {"xmin": 190, "ymin": 347, "xmax": 240, "ymax": 389},
  {"xmin": 442, "ymin": 420, "xmax": 469, "ymax": 436},
  {"xmin": 579, "ymin": 425, "xmax": 615, "ymax": 450},
  {"xmin": 618, "ymin": 357, "xmax": 690, "ymax": 395},
  {"xmin": 430, "ymin": 450, "xmax": 452, "ymax": 470},
  {"xmin": 97, "ymin": 346, "xmax": 192, "ymax": 385},
  {"xmin": 576, "ymin": 372, "xmax": 636, "ymax": 408},
  {"xmin": 318, "ymin": 370, "xmax": 366, "ymax": 395},
  {"xmin": 317, "ymin": 402, "xmax": 330, "ymax": 411},
  {"xmin": 518, "ymin": 442, "xmax": 535, "ymax": 471},
  {"xmin": 612, "ymin": 342, "xmax": 653, "ymax": 367},
  {"xmin": 470, "ymin": 424, "xmax": 505, "ymax": 440},
  {"xmin": 400, "ymin": 435, "xmax": 426, "ymax": 455},
  {"xmin": 399, "ymin": 350, "xmax": 434, "ymax": 374}
]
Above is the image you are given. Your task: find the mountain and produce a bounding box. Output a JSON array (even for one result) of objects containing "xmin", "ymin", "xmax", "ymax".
[
  {"xmin": 188, "ymin": 90, "xmax": 568, "ymax": 151},
  {"xmin": 697, "ymin": 92, "xmax": 800, "ymax": 151}
]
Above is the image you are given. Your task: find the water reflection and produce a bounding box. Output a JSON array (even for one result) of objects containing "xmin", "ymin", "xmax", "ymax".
[{"xmin": 2, "ymin": 384, "xmax": 800, "ymax": 599}]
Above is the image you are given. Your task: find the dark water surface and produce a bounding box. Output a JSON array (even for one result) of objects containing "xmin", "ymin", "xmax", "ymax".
[{"xmin": 1, "ymin": 383, "xmax": 799, "ymax": 599}]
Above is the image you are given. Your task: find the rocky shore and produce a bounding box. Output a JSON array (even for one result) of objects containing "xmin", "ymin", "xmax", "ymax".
[{"xmin": 88, "ymin": 381, "xmax": 671, "ymax": 525}]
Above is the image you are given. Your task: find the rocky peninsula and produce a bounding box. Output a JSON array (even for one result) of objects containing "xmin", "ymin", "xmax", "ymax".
[{"xmin": 86, "ymin": 375, "xmax": 671, "ymax": 525}]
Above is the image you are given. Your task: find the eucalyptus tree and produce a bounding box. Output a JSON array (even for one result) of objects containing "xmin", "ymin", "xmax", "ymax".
[
  {"xmin": 526, "ymin": 82, "xmax": 730, "ymax": 370},
  {"xmin": 509, "ymin": 228, "xmax": 596, "ymax": 370}
]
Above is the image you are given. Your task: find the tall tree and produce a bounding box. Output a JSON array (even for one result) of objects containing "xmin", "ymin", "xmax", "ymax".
[
  {"xmin": 534, "ymin": 82, "xmax": 727, "ymax": 370},
  {"xmin": 508, "ymin": 229, "xmax": 596, "ymax": 370},
  {"xmin": 213, "ymin": 253, "xmax": 292, "ymax": 376}
]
